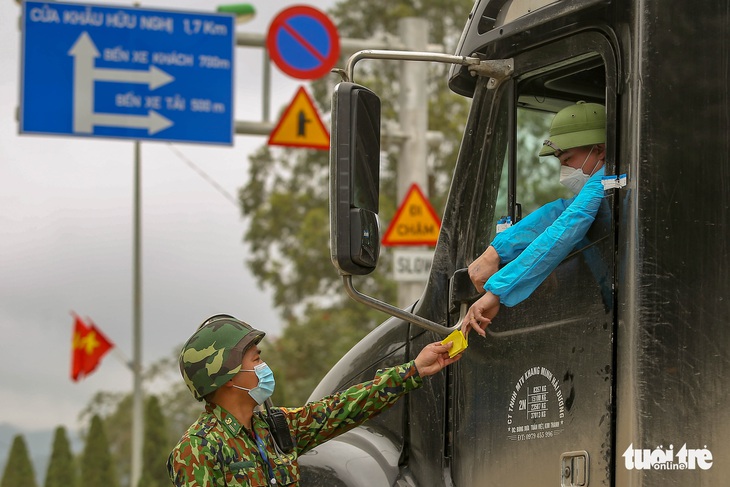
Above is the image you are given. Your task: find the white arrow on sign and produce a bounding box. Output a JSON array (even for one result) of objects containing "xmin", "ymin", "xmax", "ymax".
[
  {"xmin": 94, "ymin": 65, "xmax": 174, "ymax": 90},
  {"xmin": 68, "ymin": 32, "xmax": 175, "ymax": 134},
  {"xmin": 91, "ymin": 110, "xmax": 173, "ymax": 135}
]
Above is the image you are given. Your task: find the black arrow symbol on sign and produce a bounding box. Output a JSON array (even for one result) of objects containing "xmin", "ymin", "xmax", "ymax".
[{"xmin": 297, "ymin": 110, "xmax": 311, "ymax": 137}]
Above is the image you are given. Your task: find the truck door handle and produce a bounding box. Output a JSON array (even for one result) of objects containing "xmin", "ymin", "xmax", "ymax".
[{"xmin": 561, "ymin": 450, "xmax": 589, "ymax": 486}]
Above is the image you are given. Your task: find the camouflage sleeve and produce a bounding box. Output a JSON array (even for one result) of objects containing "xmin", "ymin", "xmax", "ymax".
[
  {"xmin": 283, "ymin": 360, "xmax": 422, "ymax": 454},
  {"xmin": 167, "ymin": 433, "xmax": 224, "ymax": 487}
]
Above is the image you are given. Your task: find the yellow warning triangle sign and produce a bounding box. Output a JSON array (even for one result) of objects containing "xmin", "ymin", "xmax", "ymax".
[
  {"xmin": 268, "ymin": 86, "xmax": 330, "ymax": 150},
  {"xmin": 382, "ymin": 183, "xmax": 442, "ymax": 247}
]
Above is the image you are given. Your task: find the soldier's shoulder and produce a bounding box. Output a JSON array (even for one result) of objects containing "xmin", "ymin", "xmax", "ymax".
[{"xmin": 170, "ymin": 410, "xmax": 222, "ymax": 452}]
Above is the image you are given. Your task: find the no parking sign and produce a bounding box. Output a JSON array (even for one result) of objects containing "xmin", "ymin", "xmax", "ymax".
[{"xmin": 266, "ymin": 5, "xmax": 340, "ymax": 80}]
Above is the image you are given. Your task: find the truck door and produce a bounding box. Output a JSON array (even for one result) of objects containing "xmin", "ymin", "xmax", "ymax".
[{"xmin": 449, "ymin": 32, "xmax": 618, "ymax": 486}]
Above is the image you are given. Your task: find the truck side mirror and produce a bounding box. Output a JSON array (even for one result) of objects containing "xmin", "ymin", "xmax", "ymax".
[{"xmin": 329, "ymin": 82, "xmax": 382, "ymax": 275}]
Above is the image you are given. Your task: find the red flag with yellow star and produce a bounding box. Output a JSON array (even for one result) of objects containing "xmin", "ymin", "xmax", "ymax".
[{"xmin": 71, "ymin": 315, "xmax": 114, "ymax": 381}]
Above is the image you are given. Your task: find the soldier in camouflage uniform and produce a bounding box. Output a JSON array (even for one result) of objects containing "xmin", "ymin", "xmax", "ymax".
[{"xmin": 167, "ymin": 314, "xmax": 462, "ymax": 486}]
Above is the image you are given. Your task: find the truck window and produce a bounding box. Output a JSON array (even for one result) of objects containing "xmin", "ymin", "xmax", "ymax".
[
  {"xmin": 492, "ymin": 107, "xmax": 567, "ymax": 233},
  {"xmin": 488, "ymin": 51, "xmax": 607, "ymax": 238}
]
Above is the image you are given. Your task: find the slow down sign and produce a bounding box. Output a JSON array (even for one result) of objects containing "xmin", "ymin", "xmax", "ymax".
[{"xmin": 382, "ymin": 184, "xmax": 442, "ymax": 247}]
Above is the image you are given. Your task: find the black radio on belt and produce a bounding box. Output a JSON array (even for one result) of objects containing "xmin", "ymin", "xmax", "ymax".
[{"xmin": 264, "ymin": 401, "xmax": 294, "ymax": 454}]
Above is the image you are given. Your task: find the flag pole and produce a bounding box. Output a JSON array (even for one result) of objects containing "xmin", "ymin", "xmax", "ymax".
[{"xmin": 131, "ymin": 139, "xmax": 143, "ymax": 487}]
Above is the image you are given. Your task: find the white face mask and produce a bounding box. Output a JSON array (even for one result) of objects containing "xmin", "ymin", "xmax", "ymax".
[
  {"xmin": 559, "ymin": 146, "xmax": 595, "ymax": 194},
  {"xmin": 559, "ymin": 165, "xmax": 591, "ymax": 194}
]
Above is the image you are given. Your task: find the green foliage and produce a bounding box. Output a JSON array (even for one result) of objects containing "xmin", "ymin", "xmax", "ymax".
[
  {"xmin": 239, "ymin": 0, "xmax": 475, "ymax": 406},
  {"xmin": 79, "ymin": 415, "xmax": 118, "ymax": 487},
  {"xmin": 0, "ymin": 434, "xmax": 38, "ymax": 487},
  {"xmin": 262, "ymin": 300, "xmax": 395, "ymax": 405},
  {"xmin": 75, "ymin": 340, "xmax": 208, "ymax": 487},
  {"xmin": 143, "ymin": 345, "xmax": 202, "ymax": 443},
  {"xmin": 491, "ymin": 108, "xmax": 565, "ymax": 233},
  {"xmin": 80, "ymin": 394, "xmax": 129, "ymax": 487},
  {"xmin": 330, "ymin": 0, "xmax": 472, "ymax": 52},
  {"xmin": 157, "ymin": 383, "xmax": 203, "ymax": 445},
  {"xmin": 239, "ymin": 146, "xmax": 336, "ymax": 317},
  {"xmin": 137, "ymin": 396, "xmax": 170, "ymax": 487},
  {"xmin": 44, "ymin": 427, "xmax": 77, "ymax": 487},
  {"xmin": 516, "ymin": 108, "xmax": 570, "ymax": 213},
  {"xmin": 78, "ymin": 350, "xmax": 201, "ymax": 487}
]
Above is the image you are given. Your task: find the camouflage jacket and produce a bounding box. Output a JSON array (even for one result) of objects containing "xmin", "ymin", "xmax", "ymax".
[{"xmin": 167, "ymin": 361, "xmax": 422, "ymax": 486}]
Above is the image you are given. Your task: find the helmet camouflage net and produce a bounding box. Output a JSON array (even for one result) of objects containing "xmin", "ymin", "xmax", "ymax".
[
  {"xmin": 179, "ymin": 314, "xmax": 265, "ymax": 401},
  {"xmin": 539, "ymin": 101, "xmax": 606, "ymax": 156}
]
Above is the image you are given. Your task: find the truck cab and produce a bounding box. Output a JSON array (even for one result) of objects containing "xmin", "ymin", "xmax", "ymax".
[{"xmin": 299, "ymin": 0, "xmax": 730, "ymax": 485}]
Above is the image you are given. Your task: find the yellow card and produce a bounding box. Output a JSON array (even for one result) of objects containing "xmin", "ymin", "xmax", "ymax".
[{"xmin": 441, "ymin": 329, "xmax": 468, "ymax": 358}]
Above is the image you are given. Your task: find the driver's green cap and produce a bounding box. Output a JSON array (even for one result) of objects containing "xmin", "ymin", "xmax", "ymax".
[{"xmin": 539, "ymin": 101, "xmax": 605, "ymax": 157}]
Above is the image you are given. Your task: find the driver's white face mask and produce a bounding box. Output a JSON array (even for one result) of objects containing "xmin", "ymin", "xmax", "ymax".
[{"xmin": 559, "ymin": 146, "xmax": 595, "ymax": 194}]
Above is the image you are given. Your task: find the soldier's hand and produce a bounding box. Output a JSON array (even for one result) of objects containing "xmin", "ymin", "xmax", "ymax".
[{"xmin": 414, "ymin": 341, "xmax": 462, "ymax": 377}]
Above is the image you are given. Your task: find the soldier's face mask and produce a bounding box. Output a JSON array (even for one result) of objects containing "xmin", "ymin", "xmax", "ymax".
[{"xmin": 232, "ymin": 362, "xmax": 275, "ymax": 405}]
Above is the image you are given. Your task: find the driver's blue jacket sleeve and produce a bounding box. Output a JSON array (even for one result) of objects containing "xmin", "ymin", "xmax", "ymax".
[{"xmin": 485, "ymin": 168, "xmax": 605, "ymax": 307}]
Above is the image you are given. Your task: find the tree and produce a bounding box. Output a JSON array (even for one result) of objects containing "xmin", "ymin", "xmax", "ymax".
[
  {"xmin": 142, "ymin": 346, "xmax": 201, "ymax": 443},
  {"xmin": 240, "ymin": 0, "xmax": 475, "ymax": 406},
  {"xmin": 137, "ymin": 395, "xmax": 170, "ymax": 487},
  {"xmin": 79, "ymin": 392, "xmax": 129, "ymax": 487},
  {"xmin": 0, "ymin": 434, "xmax": 37, "ymax": 487},
  {"xmin": 77, "ymin": 347, "xmax": 202, "ymax": 487},
  {"xmin": 44, "ymin": 426, "xmax": 77, "ymax": 487},
  {"xmin": 79, "ymin": 415, "xmax": 118, "ymax": 487}
]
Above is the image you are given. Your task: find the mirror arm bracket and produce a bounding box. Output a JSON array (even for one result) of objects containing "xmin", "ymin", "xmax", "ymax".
[
  {"xmin": 338, "ymin": 50, "xmax": 483, "ymax": 83},
  {"xmin": 336, "ymin": 51, "xmax": 512, "ymax": 90},
  {"xmin": 342, "ymin": 275, "xmax": 460, "ymax": 336},
  {"xmin": 468, "ymin": 58, "xmax": 514, "ymax": 89}
]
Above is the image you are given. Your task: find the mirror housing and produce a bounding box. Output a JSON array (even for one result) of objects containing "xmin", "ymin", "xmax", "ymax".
[{"xmin": 330, "ymin": 82, "xmax": 382, "ymax": 275}]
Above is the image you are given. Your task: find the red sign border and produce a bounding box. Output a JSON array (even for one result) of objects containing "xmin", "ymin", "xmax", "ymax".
[{"xmin": 266, "ymin": 6, "xmax": 340, "ymax": 80}]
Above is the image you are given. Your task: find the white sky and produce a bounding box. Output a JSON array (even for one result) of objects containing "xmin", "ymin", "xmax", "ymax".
[{"xmin": 0, "ymin": 0, "xmax": 337, "ymax": 434}]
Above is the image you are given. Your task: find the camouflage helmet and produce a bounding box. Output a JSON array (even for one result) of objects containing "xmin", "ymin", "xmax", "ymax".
[
  {"xmin": 179, "ymin": 314, "xmax": 265, "ymax": 401},
  {"xmin": 539, "ymin": 101, "xmax": 606, "ymax": 156}
]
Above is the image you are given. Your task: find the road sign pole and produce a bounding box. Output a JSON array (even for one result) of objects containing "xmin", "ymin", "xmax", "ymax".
[
  {"xmin": 263, "ymin": 50, "xmax": 271, "ymax": 122},
  {"xmin": 397, "ymin": 17, "xmax": 429, "ymax": 308},
  {"xmin": 131, "ymin": 141, "xmax": 143, "ymax": 487}
]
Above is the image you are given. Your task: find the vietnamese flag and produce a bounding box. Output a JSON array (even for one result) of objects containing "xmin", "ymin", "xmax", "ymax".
[{"xmin": 71, "ymin": 315, "xmax": 114, "ymax": 381}]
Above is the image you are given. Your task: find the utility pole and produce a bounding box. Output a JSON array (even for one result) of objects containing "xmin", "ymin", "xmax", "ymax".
[{"xmin": 397, "ymin": 17, "xmax": 429, "ymax": 308}]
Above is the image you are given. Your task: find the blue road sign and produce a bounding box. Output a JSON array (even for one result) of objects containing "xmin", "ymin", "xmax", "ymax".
[
  {"xmin": 21, "ymin": 1, "xmax": 235, "ymax": 145},
  {"xmin": 266, "ymin": 6, "xmax": 339, "ymax": 80}
]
